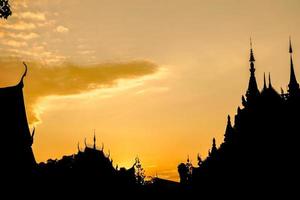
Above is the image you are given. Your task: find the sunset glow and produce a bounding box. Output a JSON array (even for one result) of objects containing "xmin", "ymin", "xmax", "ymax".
[{"xmin": 1, "ymin": 0, "xmax": 300, "ymax": 181}]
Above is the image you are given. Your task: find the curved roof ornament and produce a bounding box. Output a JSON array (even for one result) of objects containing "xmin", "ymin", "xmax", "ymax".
[{"xmin": 18, "ymin": 62, "xmax": 28, "ymax": 86}]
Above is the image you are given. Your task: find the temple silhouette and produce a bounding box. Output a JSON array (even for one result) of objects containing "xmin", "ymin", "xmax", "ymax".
[
  {"xmin": 0, "ymin": 39, "xmax": 298, "ymax": 196},
  {"xmin": 0, "ymin": 63, "xmax": 142, "ymax": 194},
  {"xmin": 178, "ymin": 38, "xmax": 299, "ymax": 195}
]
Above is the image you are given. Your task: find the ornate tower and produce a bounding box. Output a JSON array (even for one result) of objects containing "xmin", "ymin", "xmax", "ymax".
[
  {"xmin": 288, "ymin": 37, "xmax": 300, "ymax": 97},
  {"xmin": 0, "ymin": 63, "xmax": 36, "ymax": 176},
  {"xmin": 246, "ymin": 39, "xmax": 260, "ymax": 103}
]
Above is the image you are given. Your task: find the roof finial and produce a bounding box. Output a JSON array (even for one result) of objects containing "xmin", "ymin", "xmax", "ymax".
[
  {"xmin": 268, "ymin": 72, "xmax": 273, "ymax": 88},
  {"xmin": 263, "ymin": 72, "xmax": 267, "ymax": 90},
  {"xmin": 227, "ymin": 115, "xmax": 231, "ymax": 123},
  {"xmin": 19, "ymin": 62, "xmax": 28, "ymax": 86},
  {"xmin": 249, "ymin": 37, "xmax": 255, "ymax": 62},
  {"xmin": 289, "ymin": 36, "xmax": 293, "ymax": 54},
  {"xmin": 288, "ymin": 36, "xmax": 299, "ymax": 94}
]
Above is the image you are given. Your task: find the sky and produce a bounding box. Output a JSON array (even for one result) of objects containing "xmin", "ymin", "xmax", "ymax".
[{"xmin": 1, "ymin": 0, "xmax": 300, "ymax": 181}]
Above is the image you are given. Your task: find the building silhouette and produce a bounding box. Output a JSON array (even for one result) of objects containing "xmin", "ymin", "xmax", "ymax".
[
  {"xmin": 1, "ymin": 38, "xmax": 298, "ymax": 196},
  {"xmin": 0, "ymin": 62, "xmax": 36, "ymax": 178},
  {"xmin": 0, "ymin": 63, "xmax": 139, "ymax": 193},
  {"xmin": 179, "ymin": 38, "xmax": 300, "ymax": 194}
]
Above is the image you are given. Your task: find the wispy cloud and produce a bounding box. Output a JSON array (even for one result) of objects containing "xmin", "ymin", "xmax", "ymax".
[
  {"xmin": 0, "ymin": 59, "xmax": 159, "ymax": 125},
  {"xmin": 0, "ymin": 39, "xmax": 28, "ymax": 47},
  {"xmin": 55, "ymin": 25, "xmax": 69, "ymax": 33},
  {"xmin": 0, "ymin": 21, "xmax": 36, "ymax": 30},
  {"xmin": 77, "ymin": 50, "xmax": 95, "ymax": 55},
  {"xmin": 9, "ymin": 32, "xmax": 39, "ymax": 40},
  {"xmin": 15, "ymin": 11, "xmax": 46, "ymax": 21},
  {"xmin": 136, "ymin": 86, "xmax": 169, "ymax": 95}
]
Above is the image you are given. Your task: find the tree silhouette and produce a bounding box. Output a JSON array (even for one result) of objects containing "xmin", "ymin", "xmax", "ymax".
[
  {"xmin": 135, "ymin": 157, "xmax": 145, "ymax": 185},
  {"xmin": 0, "ymin": 0, "xmax": 11, "ymax": 19}
]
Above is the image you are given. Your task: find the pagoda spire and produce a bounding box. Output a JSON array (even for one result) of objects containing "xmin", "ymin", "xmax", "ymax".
[
  {"xmin": 210, "ymin": 138, "xmax": 218, "ymax": 156},
  {"xmin": 288, "ymin": 37, "xmax": 299, "ymax": 95},
  {"xmin": 246, "ymin": 38, "xmax": 260, "ymax": 101}
]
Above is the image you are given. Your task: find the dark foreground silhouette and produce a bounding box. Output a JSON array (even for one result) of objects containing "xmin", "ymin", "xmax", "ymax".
[
  {"xmin": 0, "ymin": 39, "xmax": 299, "ymax": 197},
  {"xmin": 178, "ymin": 39, "xmax": 299, "ymax": 197}
]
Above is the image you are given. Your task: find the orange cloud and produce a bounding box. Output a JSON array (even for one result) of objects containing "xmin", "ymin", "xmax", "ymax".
[{"xmin": 0, "ymin": 59, "xmax": 158, "ymax": 124}]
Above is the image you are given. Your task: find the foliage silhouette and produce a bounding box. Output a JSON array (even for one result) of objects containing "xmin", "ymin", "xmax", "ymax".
[{"xmin": 0, "ymin": 0, "xmax": 11, "ymax": 19}]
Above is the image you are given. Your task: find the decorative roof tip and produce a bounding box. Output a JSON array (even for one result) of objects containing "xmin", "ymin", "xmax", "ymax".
[
  {"xmin": 19, "ymin": 62, "xmax": 28, "ymax": 85},
  {"xmin": 249, "ymin": 38, "xmax": 255, "ymax": 62},
  {"xmin": 289, "ymin": 36, "xmax": 293, "ymax": 54},
  {"xmin": 268, "ymin": 72, "xmax": 272, "ymax": 88}
]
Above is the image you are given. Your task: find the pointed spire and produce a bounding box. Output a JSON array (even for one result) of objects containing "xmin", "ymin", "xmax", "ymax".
[
  {"xmin": 289, "ymin": 36, "xmax": 293, "ymax": 54},
  {"xmin": 249, "ymin": 38, "xmax": 255, "ymax": 62},
  {"xmin": 224, "ymin": 115, "xmax": 234, "ymax": 143},
  {"xmin": 268, "ymin": 72, "xmax": 273, "ymax": 88},
  {"xmin": 246, "ymin": 38, "xmax": 260, "ymax": 101},
  {"xmin": 263, "ymin": 73, "xmax": 267, "ymax": 90},
  {"xmin": 288, "ymin": 37, "xmax": 299, "ymax": 95},
  {"xmin": 93, "ymin": 129, "xmax": 96, "ymax": 149},
  {"xmin": 211, "ymin": 138, "xmax": 218, "ymax": 156},
  {"xmin": 84, "ymin": 138, "xmax": 87, "ymax": 148},
  {"xmin": 227, "ymin": 115, "xmax": 232, "ymax": 127}
]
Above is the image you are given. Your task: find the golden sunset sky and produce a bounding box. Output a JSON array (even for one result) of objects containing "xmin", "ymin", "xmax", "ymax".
[{"xmin": 1, "ymin": 0, "xmax": 300, "ymax": 181}]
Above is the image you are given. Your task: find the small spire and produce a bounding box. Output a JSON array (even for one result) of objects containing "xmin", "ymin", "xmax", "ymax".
[
  {"xmin": 289, "ymin": 36, "xmax": 293, "ymax": 54},
  {"xmin": 227, "ymin": 115, "xmax": 231, "ymax": 125},
  {"xmin": 263, "ymin": 73, "xmax": 267, "ymax": 90},
  {"xmin": 288, "ymin": 37, "xmax": 299, "ymax": 94},
  {"xmin": 211, "ymin": 138, "xmax": 217, "ymax": 155},
  {"xmin": 268, "ymin": 72, "xmax": 272, "ymax": 88},
  {"xmin": 246, "ymin": 38, "xmax": 260, "ymax": 101},
  {"xmin": 84, "ymin": 138, "xmax": 87, "ymax": 147},
  {"xmin": 249, "ymin": 37, "xmax": 255, "ymax": 62}
]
